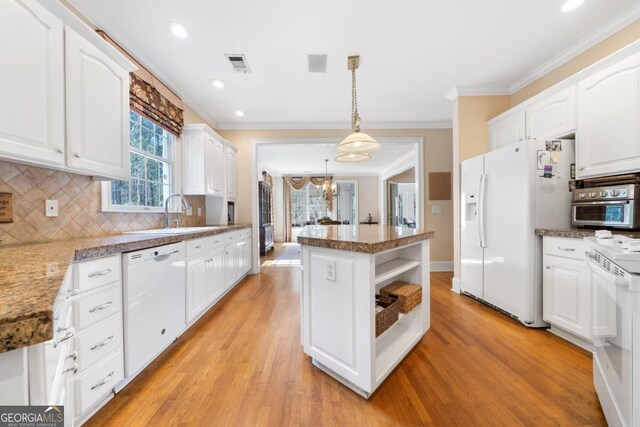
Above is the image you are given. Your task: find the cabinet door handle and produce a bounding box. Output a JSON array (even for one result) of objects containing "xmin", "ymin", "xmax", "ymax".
[
  {"xmin": 88, "ymin": 268, "xmax": 112, "ymax": 278},
  {"xmin": 557, "ymin": 247, "xmax": 575, "ymax": 252},
  {"xmin": 89, "ymin": 301, "xmax": 112, "ymax": 313},
  {"xmin": 578, "ymin": 166, "xmax": 585, "ymax": 171},
  {"xmin": 73, "ymin": 153, "xmax": 80, "ymax": 158},
  {"xmin": 66, "ymin": 351, "xmax": 78, "ymax": 361},
  {"xmin": 545, "ymin": 265, "xmax": 551, "ymax": 270},
  {"xmin": 90, "ymin": 335, "xmax": 114, "ymax": 351},
  {"xmin": 66, "ymin": 289, "xmax": 80, "ymax": 298},
  {"xmin": 64, "ymin": 363, "xmax": 79, "ymax": 374},
  {"xmin": 54, "ymin": 330, "xmax": 74, "ymax": 347},
  {"xmin": 90, "ymin": 371, "xmax": 115, "ymax": 390},
  {"xmin": 55, "ymin": 148, "xmax": 63, "ymax": 154},
  {"xmin": 195, "ymin": 245, "xmax": 202, "ymax": 249}
]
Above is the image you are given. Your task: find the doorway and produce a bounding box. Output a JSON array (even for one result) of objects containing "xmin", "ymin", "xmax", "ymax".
[{"xmin": 386, "ymin": 167, "xmax": 417, "ymax": 228}]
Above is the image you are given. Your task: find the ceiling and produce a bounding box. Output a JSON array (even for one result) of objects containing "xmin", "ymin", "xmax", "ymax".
[
  {"xmin": 70, "ymin": 0, "xmax": 640, "ymax": 128},
  {"xmin": 257, "ymin": 142, "xmax": 416, "ymax": 176}
]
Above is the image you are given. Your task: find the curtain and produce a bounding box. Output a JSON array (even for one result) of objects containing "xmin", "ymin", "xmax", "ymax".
[
  {"xmin": 283, "ymin": 176, "xmax": 333, "ymax": 242},
  {"xmin": 130, "ymin": 73, "xmax": 184, "ymax": 136}
]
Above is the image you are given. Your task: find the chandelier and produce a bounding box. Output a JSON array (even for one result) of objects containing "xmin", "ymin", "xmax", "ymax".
[
  {"xmin": 321, "ymin": 159, "xmax": 336, "ymax": 201},
  {"xmin": 335, "ymin": 55, "xmax": 379, "ymax": 163}
]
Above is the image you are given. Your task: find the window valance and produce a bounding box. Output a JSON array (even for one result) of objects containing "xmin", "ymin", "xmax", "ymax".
[{"xmin": 130, "ymin": 73, "xmax": 184, "ymax": 136}]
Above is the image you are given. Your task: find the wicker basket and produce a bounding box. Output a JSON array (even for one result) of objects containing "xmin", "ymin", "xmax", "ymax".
[
  {"xmin": 380, "ymin": 281, "xmax": 422, "ymax": 314},
  {"xmin": 375, "ymin": 294, "xmax": 399, "ymax": 337}
]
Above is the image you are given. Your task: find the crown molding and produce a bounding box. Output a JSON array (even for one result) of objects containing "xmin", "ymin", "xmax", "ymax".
[
  {"xmin": 66, "ymin": 0, "xmax": 220, "ymax": 129},
  {"xmin": 444, "ymin": 86, "xmax": 511, "ymax": 101},
  {"xmin": 217, "ymin": 120, "xmax": 452, "ymax": 130},
  {"xmin": 510, "ymin": 3, "xmax": 640, "ymax": 94}
]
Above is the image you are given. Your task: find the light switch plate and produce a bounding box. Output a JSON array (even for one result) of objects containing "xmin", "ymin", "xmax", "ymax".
[
  {"xmin": 326, "ymin": 261, "xmax": 336, "ymax": 282},
  {"xmin": 45, "ymin": 199, "xmax": 58, "ymax": 217},
  {"xmin": 431, "ymin": 205, "xmax": 442, "ymax": 214}
]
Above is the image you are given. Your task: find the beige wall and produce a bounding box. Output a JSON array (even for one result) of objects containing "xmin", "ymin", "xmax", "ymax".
[
  {"xmin": 217, "ymin": 128, "xmax": 454, "ymax": 262},
  {"xmin": 512, "ymin": 19, "xmax": 640, "ymax": 106}
]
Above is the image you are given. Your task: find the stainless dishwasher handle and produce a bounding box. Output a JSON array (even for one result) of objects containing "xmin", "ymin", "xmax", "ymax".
[
  {"xmin": 90, "ymin": 335, "xmax": 114, "ymax": 351},
  {"xmin": 88, "ymin": 268, "xmax": 112, "ymax": 278},
  {"xmin": 91, "ymin": 371, "xmax": 115, "ymax": 390},
  {"xmin": 89, "ymin": 301, "xmax": 112, "ymax": 313},
  {"xmin": 557, "ymin": 247, "xmax": 575, "ymax": 252}
]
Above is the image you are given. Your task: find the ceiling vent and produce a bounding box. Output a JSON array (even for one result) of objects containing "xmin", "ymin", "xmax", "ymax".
[
  {"xmin": 225, "ymin": 54, "xmax": 251, "ymax": 73},
  {"xmin": 308, "ymin": 54, "xmax": 328, "ymax": 73}
]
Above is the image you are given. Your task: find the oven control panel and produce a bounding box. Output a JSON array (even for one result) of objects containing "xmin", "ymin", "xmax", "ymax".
[{"xmin": 572, "ymin": 185, "xmax": 635, "ymax": 201}]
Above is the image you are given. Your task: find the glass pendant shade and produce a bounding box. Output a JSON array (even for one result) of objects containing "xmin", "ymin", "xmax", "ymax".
[
  {"xmin": 334, "ymin": 152, "xmax": 371, "ymax": 163},
  {"xmin": 337, "ymin": 131, "xmax": 380, "ymax": 154}
]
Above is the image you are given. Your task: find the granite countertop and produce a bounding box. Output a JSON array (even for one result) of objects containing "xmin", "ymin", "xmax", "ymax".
[
  {"xmin": 535, "ymin": 228, "xmax": 640, "ymax": 239},
  {"xmin": 297, "ymin": 224, "xmax": 434, "ymax": 254},
  {"xmin": 0, "ymin": 224, "xmax": 250, "ymax": 353}
]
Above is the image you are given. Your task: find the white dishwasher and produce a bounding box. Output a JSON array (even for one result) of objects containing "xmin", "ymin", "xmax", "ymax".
[{"xmin": 122, "ymin": 242, "xmax": 186, "ymax": 379}]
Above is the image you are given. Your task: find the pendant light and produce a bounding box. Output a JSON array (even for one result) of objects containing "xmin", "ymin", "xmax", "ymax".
[{"xmin": 335, "ymin": 55, "xmax": 380, "ymax": 162}]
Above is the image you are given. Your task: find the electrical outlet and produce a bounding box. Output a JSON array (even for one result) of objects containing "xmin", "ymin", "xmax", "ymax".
[
  {"xmin": 326, "ymin": 261, "xmax": 336, "ymax": 282},
  {"xmin": 197, "ymin": 207, "xmax": 202, "ymax": 217},
  {"xmin": 45, "ymin": 199, "xmax": 58, "ymax": 217}
]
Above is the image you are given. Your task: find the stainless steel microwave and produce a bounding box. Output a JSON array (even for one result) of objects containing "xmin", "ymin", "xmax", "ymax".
[{"xmin": 572, "ymin": 184, "xmax": 640, "ymax": 229}]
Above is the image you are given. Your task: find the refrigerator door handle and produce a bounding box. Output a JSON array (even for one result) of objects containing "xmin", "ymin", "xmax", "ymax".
[{"xmin": 478, "ymin": 174, "xmax": 487, "ymax": 248}]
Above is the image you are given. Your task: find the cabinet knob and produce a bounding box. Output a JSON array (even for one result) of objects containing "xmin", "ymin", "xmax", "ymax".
[
  {"xmin": 55, "ymin": 148, "xmax": 63, "ymax": 154},
  {"xmin": 73, "ymin": 153, "xmax": 80, "ymax": 158},
  {"xmin": 545, "ymin": 265, "xmax": 551, "ymax": 270},
  {"xmin": 578, "ymin": 166, "xmax": 585, "ymax": 171}
]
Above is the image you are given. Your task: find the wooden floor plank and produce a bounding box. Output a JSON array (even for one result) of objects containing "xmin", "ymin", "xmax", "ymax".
[{"xmin": 85, "ymin": 246, "xmax": 606, "ymax": 426}]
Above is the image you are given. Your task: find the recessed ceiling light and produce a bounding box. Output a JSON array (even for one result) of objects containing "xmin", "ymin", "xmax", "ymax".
[
  {"xmin": 561, "ymin": 0, "xmax": 584, "ymax": 12},
  {"xmin": 211, "ymin": 79, "xmax": 226, "ymax": 89},
  {"xmin": 235, "ymin": 110, "xmax": 245, "ymax": 117},
  {"xmin": 168, "ymin": 22, "xmax": 190, "ymax": 39}
]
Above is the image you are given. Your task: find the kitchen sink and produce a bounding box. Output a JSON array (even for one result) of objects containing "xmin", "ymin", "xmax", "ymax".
[{"xmin": 124, "ymin": 226, "xmax": 223, "ymax": 235}]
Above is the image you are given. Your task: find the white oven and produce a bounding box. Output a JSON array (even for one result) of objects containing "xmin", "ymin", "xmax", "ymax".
[{"xmin": 585, "ymin": 237, "xmax": 640, "ymax": 427}]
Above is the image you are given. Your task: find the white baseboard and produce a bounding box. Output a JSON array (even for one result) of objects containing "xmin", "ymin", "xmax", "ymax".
[
  {"xmin": 548, "ymin": 325, "xmax": 593, "ymax": 352},
  {"xmin": 451, "ymin": 277, "xmax": 461, "ymax": 294},
  {"xmin": 430, "ymin": 261, "xmax": 453, "ymax": 272}
]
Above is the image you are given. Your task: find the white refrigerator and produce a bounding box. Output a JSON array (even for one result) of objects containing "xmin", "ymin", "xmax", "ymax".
[{"xmin": 460, "ymin": 139, "xmax": 574, "ymax": 327}]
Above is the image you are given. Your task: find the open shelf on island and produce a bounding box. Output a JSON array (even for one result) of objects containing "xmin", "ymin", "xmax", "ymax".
[
  {"xmin": 374, "ymin": 258, "xmax": 420, "ymax": 284},
  {"xmin": 375, "ymin": 308, "xmax": 422, "ymax": 384}
]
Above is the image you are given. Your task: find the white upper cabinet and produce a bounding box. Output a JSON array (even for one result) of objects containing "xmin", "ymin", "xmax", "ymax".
[
  {"xmin": 576, "ymin": 51, "xmax": 640, "ymax": 179},
  {"xmin": 0, "ymin": 0, "xmax": 65, "ymax": 166},
  {"xmin": 65, "ymin": 27, "xmax": 130, "ymax": 180},
  {"xmin": 526, "ymin": 86, "xmax": 576, "ymax": 140},
  {"xmin": 182, "ymin": 124, "xmax": 226, "ymax": 197},
  {"xmin": 489, "ymin": 109, "xmax": 526, "ymax": 150},
  {"xmin": 227, "ymin": 144, "xmax": 237, "ymax": 200}
]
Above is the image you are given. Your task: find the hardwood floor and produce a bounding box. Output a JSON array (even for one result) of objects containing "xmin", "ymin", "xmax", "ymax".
[{"xmin": 87, "ymin": 245, "xmax": 605, "ymax": 426}]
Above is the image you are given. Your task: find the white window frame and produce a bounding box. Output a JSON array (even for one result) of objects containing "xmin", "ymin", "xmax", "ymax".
[
  {"xmin": 101, "ymin": 113, "xmax": 181, "ymax": 213},
  {"xmin": 291, "ymin": 183, "xmax": 329, "ymax": 226},
  {"xmin": 332, "ymin": 179, "xmax": 359, "ymax": 224}
]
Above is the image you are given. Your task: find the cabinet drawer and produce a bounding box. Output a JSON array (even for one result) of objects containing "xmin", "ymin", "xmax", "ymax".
[
  {"xmin": 224, "ymin": 231, "xmax": 240, "ymax": 245},
  {"xmin": 543, "ymin": 237, "xmax": 586, "ymax": 260},
  {"xmin": 72, "ymin": 284, "xmax": 121, "ymax": 330},
  {"xmin": 73, "ymin": 256, "xmax": 121, "ymax": 293},
  {"xmin": 186, "ymin": 237, "xmax": 214, "ymax": 258},
  {"xmin": 240, "ymin": 229, "xmax": 251, "ymax": 239},
  {"xmin": 74, "ymin": 314, "xmax": 122, "ymax": 373},
  {"xmin": 73, "ymin": 349, "xmax": 123, "ymax": 416}
]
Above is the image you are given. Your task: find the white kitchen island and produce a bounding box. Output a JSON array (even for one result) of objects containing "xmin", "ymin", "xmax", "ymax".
[{"xmin": 297, "ymin": 225, "xmax": 434, "ymax": 398}]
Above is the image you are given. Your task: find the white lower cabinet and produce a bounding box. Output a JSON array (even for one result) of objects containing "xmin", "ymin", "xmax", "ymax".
[
  {"xmin": 67, "ymin": 255, "xmax": 124, "ymax": 425},
  {"xmin": 186, "ymin": 229, "xmax": 251, "ymax": 324},
  {"xmin": 542, "ymin": 237, "xmax": 591, "ymax": 342}
]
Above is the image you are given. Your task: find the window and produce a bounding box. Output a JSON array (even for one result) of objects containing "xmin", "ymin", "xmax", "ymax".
[
  {"xmin": 102, "ymin": 111, "xmax": 176, "ymax": 212},
  {"xmin": 291, "ymin": 184, "xmax": 328, "ymax": 227}
]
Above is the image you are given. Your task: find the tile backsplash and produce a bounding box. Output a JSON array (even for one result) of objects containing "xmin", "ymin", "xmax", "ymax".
[{"xmin": 0, "ymin": 160, "xmax": 206, "ymax": 245}]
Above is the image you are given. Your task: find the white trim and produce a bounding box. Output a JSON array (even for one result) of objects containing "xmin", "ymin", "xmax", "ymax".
[
  {"xmin": 511, "ymin": 3, "xmax": 640, "ymax": 94},
  {"xmin": 217, "ymin": 120, "xmax": 452, "ymax": 130},
  {"xmin": 66, "ymin": 0, "xmax": 220, "ymax": 129},
  {"xmin": 430, "ymin": 261, "xmax": 454, "ymax": 272},
  {"xmin": 444, "ymin": 86, "xmax": 511, "ymax": 101},
  {"xmin": 451, "ymin": 277, "xmax": 461, "ymax": 293}
]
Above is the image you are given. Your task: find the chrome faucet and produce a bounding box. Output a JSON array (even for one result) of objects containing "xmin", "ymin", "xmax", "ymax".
[{"xmin": 163, "ymin": 193, "xmax": 192, "ymax": 228}]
